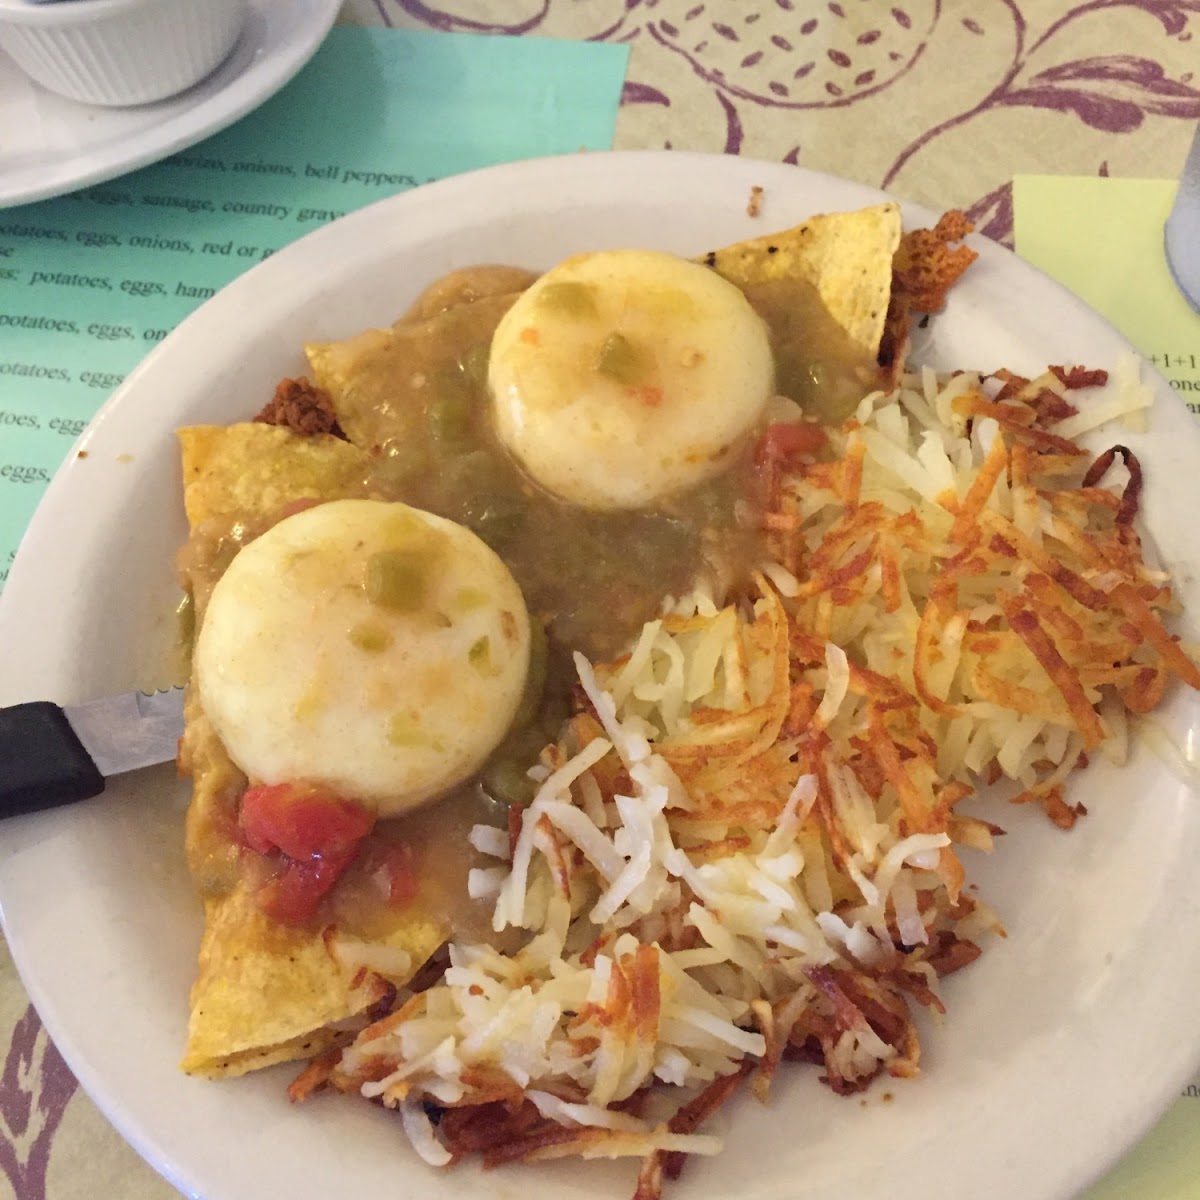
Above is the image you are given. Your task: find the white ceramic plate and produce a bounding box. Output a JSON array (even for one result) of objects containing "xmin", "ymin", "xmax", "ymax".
[
  {"xmin": 2, "ymin": 153, "xmax": 1200, "ymax": 1200},
  {"xmin": 0, "ymin": 0, "xmax": 340, "ymax": 208}
]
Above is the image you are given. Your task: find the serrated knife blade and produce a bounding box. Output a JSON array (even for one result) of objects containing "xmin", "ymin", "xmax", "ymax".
[{"xmin": 0, "ymin": 687, "xmax": 185, "ymax": 819}]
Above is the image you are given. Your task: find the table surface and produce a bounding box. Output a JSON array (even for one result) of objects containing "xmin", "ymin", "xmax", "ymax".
[{"xmin": 2, "ymin": 2, "xmax": 1198, "ymax": 1198}]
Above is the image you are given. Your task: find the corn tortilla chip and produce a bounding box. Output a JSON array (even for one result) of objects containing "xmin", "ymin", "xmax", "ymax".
[
  {"xmin": 182, "ymin": 871, "xmax": 445, "ymax": 1078},
  {"xmin": 177, "ymin": 423, "xmax": 447, "ymax": 1078},
  {"xmin": 703, "ymin": 202, "xmax": 902, "ymax": 357},
  {"xmin": 179, "ymin": 422, "xmax": 374, "ymax": 532}
]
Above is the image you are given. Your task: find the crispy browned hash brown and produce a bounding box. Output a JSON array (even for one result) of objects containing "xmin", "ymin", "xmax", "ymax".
[{"xmin": 173, "ymin": 206, "xmax": 1200, "ymax": 1199}]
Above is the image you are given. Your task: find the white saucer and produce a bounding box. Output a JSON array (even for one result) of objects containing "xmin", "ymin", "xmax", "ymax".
[{"xmin": 0, "ymin": 0, "xmax": 341, "ymax": 209}]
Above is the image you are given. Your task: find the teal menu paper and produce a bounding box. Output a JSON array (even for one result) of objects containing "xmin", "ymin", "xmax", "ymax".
[{"xmin": 0, "ymin": 25, "xmax": 629, "ymax": 591}]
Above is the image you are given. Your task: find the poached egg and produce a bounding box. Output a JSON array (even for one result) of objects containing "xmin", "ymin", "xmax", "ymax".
[
  {"xmin": 196, "ymin": 498, "xmax": 531, "ymax": 817},
  {"xmin": 488, "ymin": 249, "xmax": 774, "ymax": 510}
]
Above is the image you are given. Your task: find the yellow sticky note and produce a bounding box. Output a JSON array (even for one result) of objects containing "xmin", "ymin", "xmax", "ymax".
[
  {"xmin": 1014, "ymin": 171, "xmax": 1200, "ymax": 1197},
  {"xmin": 1081, "ymin": 1086, "xmax": 1200, "ymax": 1200},
  {"xmin": 1013, "ymin": 175, "xmax": 1200, "ymax": 412}
]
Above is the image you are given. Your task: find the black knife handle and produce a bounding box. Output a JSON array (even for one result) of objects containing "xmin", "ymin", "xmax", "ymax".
[{"xmin": 0, "ymin": 702, "xmax": 105, "ymax": 818}]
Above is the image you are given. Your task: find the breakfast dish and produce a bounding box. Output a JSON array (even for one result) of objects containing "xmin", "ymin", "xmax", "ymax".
[
  {"xmin": 2, "ymin": 154, "xmax": 1199, "ymax": 1200},
  {"xmin": 172, "ymin": 195, "xmax": 1199, "ymax": 1195}
]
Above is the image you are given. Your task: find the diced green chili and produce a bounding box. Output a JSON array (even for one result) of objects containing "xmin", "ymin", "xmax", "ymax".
[
  {"xmin": 388, "ymin": 713, "xmax": 430, "ymax": 747},
  {"xmin": 426, "ymin": 351, "xmax": 487, "ymax": 448},
  {"xmin": 480, "ymin": 757, "xmax": 538, "ymax": 807},
  {"xmin": 511, "ymin": 619, "xmax": 548, "ymax": 730},
  {"xmin": 595, "ymin": 332, "xmax": 644, "ymax": 384},
  {"xmin": 538, "ymin": 280, "xmax": 598, "ymax": 318},
  {"xmin": 365, "ymin": 549, "xmax": 429, "ymax": 610},
  {"xmin": 458, "ymin": 342, "xmax": 491, "ymax": 388},
  {"xmin": 348, "ymin": 621, "xmax": 393, "ymax": 653},
  {"xmin": 469, "ymin": 635, "xmax": 493, "ymax": 673}
]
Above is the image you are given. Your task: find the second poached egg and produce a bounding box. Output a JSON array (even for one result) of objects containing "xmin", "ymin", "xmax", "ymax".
[{"xmin": 488, "ymin": 249, "xmax": 774, "ymax": 510}]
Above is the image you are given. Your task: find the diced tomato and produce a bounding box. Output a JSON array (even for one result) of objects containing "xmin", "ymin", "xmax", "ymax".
[
  {"xmin": 256, "ymin": 856, "xmax": 349, "ymax": 925},
  {"xmin": 362, "ymin": 840, "xmax": 419, "ymax": 907},
  {"xmin": 239, "ymin": 782, "xmax": 375, "ymax": 926},
  {"xmin": 755, "ymin": 421, "xmax": 828, "ymax": 465},
  {"xmin": 240, "ymin": 782, "xmax": 374, "ymax": 861}
]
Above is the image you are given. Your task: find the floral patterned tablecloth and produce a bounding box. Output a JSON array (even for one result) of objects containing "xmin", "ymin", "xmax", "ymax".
[{"xmin": 2, "ymin": 2, "xmax": 1198, "ymax": 1198}]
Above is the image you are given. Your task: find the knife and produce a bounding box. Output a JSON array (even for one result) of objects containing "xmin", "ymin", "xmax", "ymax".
[{"xmin": 0, "ymin": 687, "xmax": 185, "ymax": 818}]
